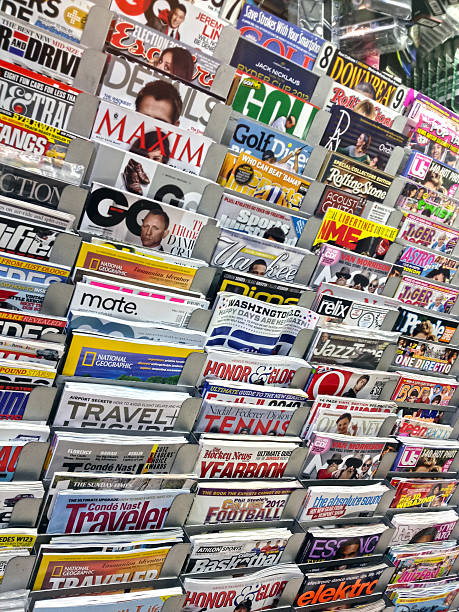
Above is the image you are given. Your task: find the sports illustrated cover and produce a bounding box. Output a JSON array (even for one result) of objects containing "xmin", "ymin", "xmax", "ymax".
[
  {"xmin": 88, "ymin": 144, "xmax": 216, "ymax": 210},
  {"xmin": 312, "ymin": 207, "xmax": 398, "ymax": 259},
  {"xmin": 205, "ymin": 292, "xmax": 319, "ymax": 355},
  {"xmin": 320, "ymin": 106, "xmax": 408, "ymax": 170},
  {"xmin": 80, "ymin": 183, "xmax": 209, "ymax": 258},
  {"xmin": 391, "ymin": 373, "xmax": 457, "ymax": 406},
  {"xmin": 393, "ymin": 306, "xmax": 459, "ymax": 344},
  {"xmin": 393, "ymin": 336, "xmax": 459, "ymax": 375},
  {"xmin": 90, "ymin": 101, "xmax": 213, "ymax": 176},
  {"xmin": 211, "ymin": 228, "xmax": 309, "ymax": 282},
  {"xmin": 314, "ymin": 43, "xmax": 409, "ymax": 111},
  {"xmin": 228, "ymin": 76, "xmax": 319, "ymax": 141},
  {"xmin": 0, "ymin": 309, "xmax": 66, "ymax": 339},
  {"xmin": 0, "ymin": 15, "xmax": 83, "ymax": 84},
  {"xmin": 393, "ymin": 275, "xmax": 459, "ymax": 314},
  {"xmin": 1, "ymin": 0, "xmax": 96, "ymax": 42},
  {"xmin": 305, "ymin": 365, "xmax": 399, "ymax": 400},
  {"xmin": 401, "ymin": 151, "xmax": 459, "ymax": 201},
  {"xmin": 62, "ymin": 333, "xmax": 203, "ymax": 383},
  {"xmin": 230, "ymin": 37, "xmax": 319, "ymax": 102},
  {"xmin": 110, "ymin": 0, "xmax": 225, "ymax": 56},
  {"xmin": 218, "ymin": 151, "xmax": 310, "ymax": 210},
  {"xmin": 314, "ymin": 292, "xmax": 394, "ymax": 330},
  {"xmin": 398, "ymin": 213, "xmax": 459, "ymax": 255},
  {"xmin": 229, "ymin": 117, "xmax": 313, "ymax": 175},
  {"xmin": 107, "ymin": 14, "xmax": 220, "ymax": 93},
  {"xmin": 390, "ymin": 478, "xmax": 458, "ymax": 509},
  {"xmin": 395, "ymin": 245, "xmax": 458, "ymax": 282},
  {"xmin": 309, "ymin": 244, "xmax": 393, "ymax": 291},
  {"xmin": 0, "ymin": 60, "xmax": 81, "ymax": 131},
  {"xmin": 236, "ymin": 4, "xmax": 323, "ymax": 70},
  {"xmin": 323, "ymin": 82, "xmax": 400, "ymax": 127},
  {"xmin": 99, "ymin": 54, "xmax": 218, "ymax": 135},
  {"xmin": 215, "ymin": 192, "xmax": 308, "ymax": 246},
  {"xmin": 214, "ymin": 269, "xmax": 305, "ymax": 305}
]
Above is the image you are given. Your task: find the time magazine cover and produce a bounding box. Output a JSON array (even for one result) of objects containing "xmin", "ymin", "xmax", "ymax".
[
  {"xmin": 80, "ymin": 183, "xmax": 209, "ymax": 259},
  {"xmin": 304, "ymin": 365, "xmax": 399, "ymax": 400},
  {"xmin": 205, "ymin": 292, "xmax": 319, "ymax": 355},
  {"xmin": 228, "ymin": 117, "xmax": 314, "ymax": 175},
  {"xmin": 309, "ymin": 244, "xmax": 394, "ymax": 291},
  {"xmin": 398, "ymin": 213, "xmax": 459, "ymax": 255},
  {"xmin": 100, "ymin": 54, "xmax": 217, "ymax": 135},
  {"xmin": 394, "ymin": 245, "xmax": 458, "ymax": 281},
  {"xmin": 214, "ymin": 192, "xmax": 308, "ymax": 246},
  {"xmin": 393, "ymin": 336, "xmax": 459, "ymax": 375},
  {"xmin": 90, "ymin": 101, "xmax": 213, "ymax": 176},
  {"xmin": 213, "ymin": 269, "xmax": 306, "ymax": 306},
  {"xmin": 313, "ymin": 207, "xmax": 398, "ymax": 259},
  {"xmin": 393, "ymin": 305, "xmax": 459, "ymax": 344},
  {"xmin": 393, "ymin": 275, "xmax": 459, "ymax": 314},
  {"xmin": 391, "ymin": 372, "xmax": 457, "ymax": 405},
  {"xmin": 218, "ymin": 151, "xmax": 310, "ymax": 210}
]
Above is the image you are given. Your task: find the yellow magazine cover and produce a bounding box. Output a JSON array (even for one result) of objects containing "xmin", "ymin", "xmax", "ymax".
[
  {"xmin": 0, "ymin": 533, "xmax": 36, "ymax": 549},
  {"xmin": 33, "ymin": 546, "xmax": 171, "ymax": 590},
  {"xmin": 62, "ymin": 333, "xmax": 203, "ymax": 384},
  {"xmin": 0, "ymin": 363, "xmax": 55, "ymax": 383},
  {"xmin": 75, "ymin": 243, "xmax": 199, "ymax": 290},
  {"xmin": 312, "ymin": 206, "xmax": 398, "ymax": 259},
  {"xmin": 218, "ymin": 151, "xmax": 310, "ymax": 210}
]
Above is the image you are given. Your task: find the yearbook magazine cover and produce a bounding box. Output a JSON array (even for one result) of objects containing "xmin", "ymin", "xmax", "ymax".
[
  {"xmin": 309, "ymin": 243, "xmax": 394, "ymax": 291},
  {"xmin": 80, "ymin": 183, "xmax": 209, "ymax": 258},
  {"xmin": 305, "ymin": 365, "xmax": 399, "ymax": 400},
  {"xmin": 217, "ymin": 151, "xmax": 311, "ymax": 210},
  {"xmin": 398, "ymin": 213, "xmax": 459, "ymax": 255},
  {"xmin": 312, "ymin": 207, "xmax": 398, "ymax": 259},
  {"xmin": 390, "ymin": 478, "xmax": 458, "ymax": 509},
  {"xmin": 90, "ymin": 101, "xmax": 213, "ymax": 176},
  {"xmin": 393, "ymin": 275, "xmax": 459, "ymax": 313},
  {"xmin": 391, "ymin": 439, "xmax": 459, "ymax": 472},
  {"xmin": 228, "ymin": 117, "xmax": 314, "ymax": 175},
  {"xmin": 394, "ymin": 245, "xmax": 458, "ymax": 282},
  {"xmin": 401, "ymin": 151, "xmax": 459, "ymax": 201},
  {"xmin": 99, "ymin": 54, "xmax": 217, "ymax": 135},
  {"xmin": 206, "ymin": 292, "xmax": 319, "ymax": 355},
  {"xmin": 107, "ymin": 14, "xmax": 220, "ymax": 93},
  {"xmin": 393, "ymin": 305, "xmax": 459, "ymax": 344},
  {"xmin": 391, "ymin": 372, "xmax": 458, "ymax": 405},
  {"xmin": 393, "ymin": 336, "xmax": 459, "ymax": 375},
  {"xmin": 214, "ymin": 192, "xmax": 308, "ymax": 246},
  {"xmin": 211, "ymin": 228, "xmax": 310, "ymax": 282},
  {"xmin": 213, "ymin": 269, "xmax": 306, "ymax": 306},
  {"xmin": 62, "ymin": 333, "xmax": 203, "ymax": 384}
]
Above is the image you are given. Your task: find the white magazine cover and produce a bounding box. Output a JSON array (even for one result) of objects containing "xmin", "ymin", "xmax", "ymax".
[
  {"xmin": 69, "ymin": 282, "xmax": 199, "ymax": 327},
  {"xmin": 80, "ymin": 183, "xmax": 210, "ymax": 258},
  {"xmin": 186, "ymin": 480, "xmax": 301, "ymax": 525},
  {"xmin": 200, "ymin": 379, "xmax": 308, "ymax": 406},
  {"xmin": 0, "ymin": 422, "xmax": 49, "ymax": 442},
  {"xmin": 301, "ymin": 406, "xmax": 389, "ymax": 440},
  {"xmin": 314, "ymin": 291, "xmax": 397, "ymax": 330},
  {"xmin": 46, "ymin": 488, "xmax": 188, "ymax": 534},
  {"xmin": 197, "ymin": 349, "xmax": 310, "ymax": 387},
  {"xmin": 33, "ymin": 588, "xmax": 183, "ymax": 611},
  {"xmin": 305, "ymin": 365, "xmax": 400, "ymax": 400},
  {"xmin": 0, "ymin": 195, "xmax": 74, "ymax": 231},
  {"xmin": 298, "ymin": 482, "xmax": 389, "ymax": 521},
  {"xmin": 53, "ymin": 381, "xmax": 190, "ymax": 430},
  {"xmin": 193, "ymin": 434, "xmax": 300, "ymax": 478},
  {"xmin": 0, "ymin": 336, "xmax": 63, "ymax": 364},
  {"xmin": 312, "ymin": 282, "xmax": 400, "ymax": 311},
  {"xmin": 90, "ymin": 101, "xmax": 213, "ymax": 176},
  {"xmin": 205, "ymin": 292, "xmax": 319, "ymax": 355},
  {"xmin": 391, "ymin": 510, "xmax": 459, "ymax": 545}
]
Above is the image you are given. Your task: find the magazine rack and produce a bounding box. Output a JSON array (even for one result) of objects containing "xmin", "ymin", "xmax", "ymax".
[
  {"xmin": 52, "ymin": 186, "xmax": 89, "ymax": 229},
  {"xmin": 0, "ymin": 555, "xmax": 37, "ymax": 593},
  {"xmin": 65, "ymin": 139, "xmax": 95, "ymax": 170},
  {"xmin": 79, "ymin": 5, "xmax": 114, "ymax": 50},
  {"xmin": 8, "ymin": 497, "xmax": 43, "ymax": 528},
  {"xmin": 12, "ymin": 443, "xmax": 50, "ymax": 482},
  {"xmin": 18, "ymin": 387, "xmax": 57, "ymax": 423}
]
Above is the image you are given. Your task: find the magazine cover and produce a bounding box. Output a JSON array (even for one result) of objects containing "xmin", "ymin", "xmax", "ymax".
[
  {"xmin": 110, "ymin": 0, "xmax": 225, "ymax": 55},
  {"xmin": 0, "ymin": 195, "xmax": 74, "ymax": 232},
  {"xmin": 398, "ymin": 213, "xmax": 459, "ymax": 255},
  {"xmin": 33, "ymin": 590, "xmax": 183, "ymax": 611},
  {"xmin": 393, "ymin": 336, "xmax": 459, "ymax": 375},
  {"xmin": 390, "ymin": 478, "xmax": 458, "ymax": 509},
  {"xmin": 229, "ymin": 117, "xmax": 314, "ymax": 175},
  {"xmin": 54, "ymin": 381, "xmax": 187, "ymax": 430},
  {"xmin": 302, "ymin": 431, "xmax": 392, "ymax": 479},
  {"xmin": 90, "ymin": 101, "xmax": 213, "ymax": 176},
  {"xmin": 107, "ymin": 14, "xmax": 220, "ymax": 93},
  {"xmin": 197, "ymin": 349, "xmax": 309, "ymax": 387},
  {"xmin": 236, "ymin": 4, "xmax": 323, "ymax": 70},
  {"xmin": 395, "ymin": 245, "xmax": 458, "ymax": 282},
  {"xmin": 401, "ymin": 151, "xmax": 459, "ymax": 201},
  {"xmin": 214, "ymin": 193, "xmax": 308, "ymax": 246},
  {"xmin": 391, "ymin": 509, "xmax": 459, "ymax": 545},
  {"xmin": 314, "ymin": 292, "xmax": 394, "ymax": 330},
  {"xmin": 200, "ymin": 379, "xmax": 308, "ymax": 406},
  {"xmin": 312, "ymin": 207, "xmax": 398, "ymax": 259},
  {"xmin": 394, "ymin": 416, "xmax": 453, "ymax": 440},
  {"xmin": 0, "ymin": 277, "xmax": 47, "ymax": 312},
  {"xmin": 0, "ymin": 336, "xmax": 63, "ymax": 365},
  {"xmin": 0, "ymin": 15, "xmax": 83, "ymax": 84},
  {"xmin": 228, "ymin": 75, "xmax": 319, "ymax": 141},
  {"xmin": 206, "ymin": 292, "xmax": 319, "ymax": 355},
  {"xmin": 62, "ymin": 333, "xmax": 203, "ymax": 384},
  {"xmin": 0, "ymin": 60, "xmax": 80, "ymax": 131},
  {"xmin": 211, "ymin": 228, "xmax": 310, "ymax": 282},
  {"xmin": 0, "ymin": 310, "xmax": 66, "ymax": 339},
  {"xmin": 393, "ymin": 276, "xmax": 459, "ymax": 313},
  {"xmin": 75, "ymin": 242, "xmax": 201, "ymax": 290},
  {"xmin": 0, "ymin": 253, "xmax": 69, "ymax": 285},
  {"xmin": 396, "ymin": 178, "xmax": 459, "ymax": 227},
  {"xmin": 186, "ymin": 480, "xmax": 301, "ymax": 524},
  {"xmin": 214, "ymin": 269, "xmax": 305, "ymax": 306},
  {"xmin": 299, "ymin": 483, "xmax": 388, "ymax": 521},
  {"xmin": 302, "ymin": 406, "xmax": 388, "ymax": 440},
  {"xmin": 320, "ymin": 106, "xmax": 408, "ymax": 169},
  {"xmin": 393, "ymin": 306, "xmax": 459, "ymax": 344},
  {"xmin": 305, "ymin": 365, "xmax": 399, "ymax": 400},
  {"xmin": 218, "ymin": 151, "xmax": 310, "ymax": 210},
  {"xmin": 0, "ymin": 214, "xmax": 64, "ymax": 262},
  {"xmin": 99, "ymin": 54, "xmax": 217, "ymax": 135},
  {"xmin": 391, "ymin": 373, "xmax": 457, "ymax": 405},
  {"xmin": 391, "ymin": 440, "xmax": 459, "ymax": 472},
  {"xmin": 316, "ymin": 152, "xmax": 394, "ymax": 212},
  {"xmin": 309, "ymin": 244, "xmax": 394, "ymax": 291},
  {"xmin": 80, "ymin": 183, "xmax": 209, "ymax": 258}
]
